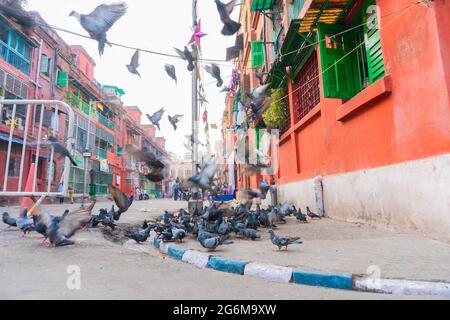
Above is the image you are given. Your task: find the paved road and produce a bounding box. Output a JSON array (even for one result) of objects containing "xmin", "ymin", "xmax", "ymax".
[{"xmin": 0, "ymin": 199, "xmax": 436, "ymax": 300}]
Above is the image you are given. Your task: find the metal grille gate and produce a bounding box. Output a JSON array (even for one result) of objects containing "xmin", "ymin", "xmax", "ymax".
[{"xmin": 0, "ymin": 99, "xmax": 74, "ymax": 197}]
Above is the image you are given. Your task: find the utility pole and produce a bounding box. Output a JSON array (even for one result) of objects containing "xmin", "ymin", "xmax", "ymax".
[
  {"xmin": 81, "ymin": 101, "xmax": 93, "ymax": 208},
  {"xmin": 191, "ymin": 0, "xmax": 198, "ymax": 178}
]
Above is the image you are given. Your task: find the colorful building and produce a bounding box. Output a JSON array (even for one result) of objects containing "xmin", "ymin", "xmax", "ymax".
[
  {"xmin": 0, "ymin": 10, "xmax": 171, "ymax": 201},
  {"xmin": 224, "ymin": 0, "xmax": 450, "ymax": 241}
]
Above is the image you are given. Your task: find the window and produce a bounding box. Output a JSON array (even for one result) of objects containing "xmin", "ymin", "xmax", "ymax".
[
  {"xmin": 318, "ymin": 0, "xmax": 385, "ymax": 99},
  {"xmin": 57, "ymin": 69, "xmax": 68, "ymax": 88},
  {"xmin": 251, "ymin": 41, "xmax": 265, "ymax": 69},
  {"xmin": 293, "ymin": 52, "xmax": 320, "ymax": 123},
  {"xmin": 40, "ymin": 54, "xmax": 51, "ymax": 76}
]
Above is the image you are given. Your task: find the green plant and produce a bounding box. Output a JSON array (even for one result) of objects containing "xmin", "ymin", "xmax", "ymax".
[{"xmin": 263, "ymin": 88, "xmax": 287, "ymax": 129}]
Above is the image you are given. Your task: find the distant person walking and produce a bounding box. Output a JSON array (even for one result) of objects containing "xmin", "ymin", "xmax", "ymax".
[{"xmin": 57, "ymin": 183, "xmax": 64, "ymax": 204}]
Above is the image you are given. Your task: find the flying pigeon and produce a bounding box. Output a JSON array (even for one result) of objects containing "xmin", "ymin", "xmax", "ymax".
[
  {"xmin": 174, "ymin": 46, "xmax": 197, "ymax": 72},
  {"xmin": 0, "ymin": 0, "xmax": 35, "ymax": 31},
  {"xmin": 147, "ymin": 108, "xmax": 165, "ymax": 130},
  {"xmin": 2, "ymin": 212, "xmax": 17, "ymax": 228},
  {"xmin": 164, "ymin": 64, "xmax": 177, "ymax": 84},
  {"xmin": 188, "ymin": 161, "xmax": 218, "ymax": 191},
  {"xmin": 306, "ymin": 206, "xmax": 321, "ymax": 219},
  {"xmin": 125, "ymin": 145, "xmax": 166, "ymax": 183},
  {"xmin": 69, "ymin": 2, "xmax": 128, "ymax": 56},
  {"xmin": 220, "ymin": 86, "xmax": 231, "ymax": 93},
  {"xmin": 268, "ymin": 229, "xmax": 303, "ymax": 251},
  {"xmin": 215, "ymin": 0, "xmax": 241, "ymax": 36},
  {"xmin": 37, "ymin": 136, "xmax": 77, "ymax": 167},
  {"xmin": 203, "ymin": 64, "xmax": 223, "ymax": 87},
  {"xmin": 108, "ymin": 185, "xmax": 133, "ymax": 221},
  {"xmin": 34, "ymin": 210, "xmax": 91, "ymax": 247},
  {"xmin": 246, "ymin": 84, "xmax": 271, "ymax": 101},
  {"xmin": 254, "ymin": 70, "xmax": 268, "ymax": 85},
  {"xmin": 168, "ymin": 114, "xmax": 183, "ymax": 131},
  {"xmin": 127, "ymin": 49, "xmax": 141, "ymax": 77}
]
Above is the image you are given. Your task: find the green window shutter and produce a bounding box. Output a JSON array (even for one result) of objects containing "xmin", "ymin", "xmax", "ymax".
[
  {"xmin": 318, "ymin": 23, "xmax": 358, "ymax": 99},
  {"xmin": 57, "ymin": 71, "xmax": 68, "ymax": 88},
  {"xmin": 251, "ymin": 41, "xmax": 265, "ymax": 69},
  {"xmin": 233, "ymin": 89, "xmax": 241, "ymax": 113},
  {"xmin": 364, "ymin": 9, "xmax": 385, "ymax": 84}
]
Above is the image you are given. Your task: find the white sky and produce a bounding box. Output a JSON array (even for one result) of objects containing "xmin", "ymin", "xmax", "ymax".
[{"xmin": 27, "ymin": 0, "xmax": 240, "ymax": 158}]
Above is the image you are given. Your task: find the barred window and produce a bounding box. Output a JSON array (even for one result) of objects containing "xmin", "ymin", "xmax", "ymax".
[{"xmin": 293, "ymin": 52, "xmax": 320, "ymax": 123}]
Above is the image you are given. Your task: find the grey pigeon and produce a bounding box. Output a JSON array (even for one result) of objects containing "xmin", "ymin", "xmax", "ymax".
[
  {"xmin": 129, "ymin": 224, "xmax": 153, "ymax": 243},
  {"xmin": 44, "ymin": 213, "xmax": 91, "ymax": 247},
  {"xmin": 16, "ymin": 208, "xmax": 34, "ymax": 236},
  {"xmin": 215, "ymin": 0, "xmax": 241, "ymax": 36},
  {"xmin": 198, "ymin": 234, "xmax": 233, "ymax": 251},
  {"xmin": 164, "ymin": 64, "xmax": 177, "ymax": 84},
  {"xmin": 46, "ymin": 136, "xmax": 77, "ymax": 166},
  {"xmin": 254, "ymin": 70, "xmax": 268, "ymax": 85},
  {"xmin": 108, "ymin": 184, "xmax": 133, "ymax": 221},
  {"xmin": 147, "ymin": 108, "xmax": 165, "ymax": 130},
  {"xmin": 220, "ymin": 86, "xmax": 231, "ymax": 93},
  {"xmin": 174, "ymin": 46, "xmax": 197, "ymax": 71},
  {"xmin": 294, "ymin": 208, "xmax": 308, "ymax": 223},
  {"xmin": 69, "ymin": 2, "xmax": 127, "ymax": 56},
  {"xmin": 171, "ymin": 227, "xmax": 186, "ymax": 243},
  {"xmin": 246, "ymin": 84, "xmax": 271, "ymax": 101},
  {"xmin": 307, "ymin": 206, "xmax": 321, "ymax": 219},
  {"xmin": 238, "ymin": 228, "xmax": 261, "ymax": 240},
  {"xmin": 188, "ymin": 162, "xmax": 218, "ymax": 191},
  {"xmin": 268, "ymin": 229, "xmax": 303, "ymax": 251},
  {"xmin": 125, "ymin": 144, "xmax": 166, "ymax": 183},
  {"xmin": 168, "ymin": 114, "xmax": 183, "ymax": 131},
  {"xmin": 2, "ymin": 212, "xmax": 17, "ymax": 228},
  {"xmin": 126, "ymin": 49, "xmax": 141, "ymax": 77},
  {"xmin": 204, "ymin": 64, "xmax": 223, "ymax": 87},
  {"xmin": 0, "ymin": 0, "xmax": 35, "ymax": 30}
]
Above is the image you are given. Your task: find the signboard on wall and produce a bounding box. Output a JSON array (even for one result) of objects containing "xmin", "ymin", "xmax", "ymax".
[{"xmin": 100, "ymin": 159, "xmax": 109, "ymax": 172}]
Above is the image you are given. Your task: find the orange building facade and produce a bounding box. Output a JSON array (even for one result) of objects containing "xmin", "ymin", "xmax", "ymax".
[{"xmin": 223, "ymin": 0, "xmax": 450, "ymax": 241}]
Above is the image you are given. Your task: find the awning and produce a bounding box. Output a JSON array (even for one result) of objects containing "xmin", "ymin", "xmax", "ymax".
[
  {"xmin": 298, "ymin": 0, "xmax": 353, "ymax": 33},
  {"xmin": 0, "ymin": 132, "xmax": 24, "ymax": 145},
  {"xmin": 268, "ymin": 19, "xmax": 316, "ymax": 88},
  {"xmin": 251, "ymin": 0, "xmax": 276, "ymax": 12}
]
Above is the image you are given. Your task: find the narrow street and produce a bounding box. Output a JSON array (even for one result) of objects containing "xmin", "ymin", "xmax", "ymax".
[{"xmin": 0, "ymin": 199, "xmax": 445, "ymax": 300}]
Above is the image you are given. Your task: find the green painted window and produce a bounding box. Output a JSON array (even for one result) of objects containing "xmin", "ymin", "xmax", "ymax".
[
  {"xmin": 57, "ymin": 70, "xmax": 68, "ymax": 88},
  {"xmin": 251, "ymin": 40, "xmax": 265, "ymax": 69},
  {"xmin": 318, "ymin": 0, "xmax": 385, "ymax": 99},
  {"xmin": 318, "ymin": 23, "xmax": 359, "ymax": 99}
]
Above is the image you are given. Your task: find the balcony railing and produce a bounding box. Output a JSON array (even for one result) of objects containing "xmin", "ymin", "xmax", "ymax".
[
  {"xmin": 96, "ymin": 112, "xmax": 115, "ymax": 130},
  {"xmin": 0, "ymin": 40, "xmax": 31, "ymax": 75}
]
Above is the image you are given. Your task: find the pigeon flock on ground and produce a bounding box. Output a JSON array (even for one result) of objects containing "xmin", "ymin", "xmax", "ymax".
[{"xmin": 2, "ymin": 162, "xmax": 322, "ymax": 250}]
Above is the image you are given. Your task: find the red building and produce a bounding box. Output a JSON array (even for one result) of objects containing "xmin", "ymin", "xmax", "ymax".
[
  {"xmin": 0, "ymin": 10, "xmax": 170, "ymax": 201},
  {"xmin": 224, "ymin": 0, "xmax": 450, "ymax": 242}
]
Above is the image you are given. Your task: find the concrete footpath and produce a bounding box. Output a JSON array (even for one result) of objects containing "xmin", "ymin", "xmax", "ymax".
[{"xmin": 3, "ymin": 199, "xmax": 450, "ymax": 297}]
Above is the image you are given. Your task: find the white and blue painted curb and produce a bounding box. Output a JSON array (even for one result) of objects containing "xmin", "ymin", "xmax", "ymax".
[{"xmin": 144, "ymin": 238, "xmax": 450, "ymax": 297}]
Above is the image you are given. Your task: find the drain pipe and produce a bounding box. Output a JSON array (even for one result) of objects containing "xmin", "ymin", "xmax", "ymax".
[
  {"xmin": 32, "ymin": 38, "xmax": 43, "ymax": 131},
  {"xmin": 314, "ymin": 176, "xmax": 325, "ymax": 217}
]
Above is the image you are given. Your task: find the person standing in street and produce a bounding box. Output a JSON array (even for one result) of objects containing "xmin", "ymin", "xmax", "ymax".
[
  {"xmin": 57, "ymin": 183, "xmax": 64, "ymax": 204},
  {"xmin": 68, "ymin": 185, "xmax": 74, "ymax": 204}
]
